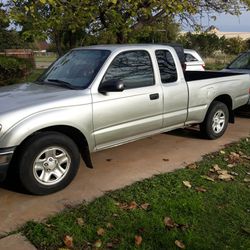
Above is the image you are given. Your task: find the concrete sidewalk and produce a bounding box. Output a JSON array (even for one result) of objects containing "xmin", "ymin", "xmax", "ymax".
[{"xmin": 0, "ymin": 234, "xmax": 36, "ymax": 250}]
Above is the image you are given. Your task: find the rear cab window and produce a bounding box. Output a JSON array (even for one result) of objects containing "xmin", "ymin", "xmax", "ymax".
[{"xmin": 155, "ymin": 50, "xmax": 178, "ymax": 84}]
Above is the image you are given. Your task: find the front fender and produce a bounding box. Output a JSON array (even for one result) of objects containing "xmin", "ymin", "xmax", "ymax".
[{"xmin": 0, "ymin": 105, "xmax": 94, "ymax": 151}]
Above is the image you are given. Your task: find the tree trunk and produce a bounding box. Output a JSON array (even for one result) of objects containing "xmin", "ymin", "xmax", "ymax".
[
  {"xmin": 116, "ymin": 31, "xmax": 126, "ymax": 44},
  {"xmin": 69, "ymin": 31, "xmax": 77, "ymax": 49},
  {"xmin": 54, "ymin": 31, "xmax": 63, "ymax": 56}
]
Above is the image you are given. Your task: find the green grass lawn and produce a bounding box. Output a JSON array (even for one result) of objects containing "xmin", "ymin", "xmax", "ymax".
[
  {"xmin": 35, "ymin": 55, "xmax": 57, "ymax": 63},
  {"xmin": 20, "ymin": 139, "xmax": 250, "ymax": 250}
]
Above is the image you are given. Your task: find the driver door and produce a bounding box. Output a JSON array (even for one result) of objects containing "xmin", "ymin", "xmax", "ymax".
[{"xmin": 91, "ymin": 50, "xmax": 163, "ymax": 150}]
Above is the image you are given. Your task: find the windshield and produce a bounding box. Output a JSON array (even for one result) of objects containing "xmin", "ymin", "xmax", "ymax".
[
  {"xmin": 228, "ymin": 52, "xmax": 250, "ymax": 70},
  {"xmin": 38, "ymin": 49, "xmax": 111, "ymax": 89}
]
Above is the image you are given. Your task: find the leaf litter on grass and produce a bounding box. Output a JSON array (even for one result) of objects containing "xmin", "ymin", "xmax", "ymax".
[
  {"xmin": 97, "ymin": 227, "xmax": 105, "ymax": 236},
  {"xmin": 115, "ymin": 201, "xmax": 151, "ymax": 211},
  {"xmin": 93, "ymin": 239, "xmax": 102, "ymax": 248},
  {"xmin": 76, "ymin": 218, "xmax": 84, "ymax": 226},
  {"xmin": 164, "ymin": 217, "xmax": 189, "ymax": 231},
  {"xmin": 63, "ymin": 235, "xmax": 74, "ymax": 249},
  {"xmin": 135, "ymin": 235, "xmax": 143, "ymax": 246},
  {"xmin": 185, "ymin": 163, "xmax": 198, "ymax": 169},
  {"xmin": 204, "ymin": 164, "xmax": 235, "ymax": 182},
  {"xmin": 174, "ymin": 240, "xmax": 186, "ymax": 249},
  {"xmin": 164, "ymin": 217, "xmax": 177, "ymax": 229},
  {"xmin": 195, "ymin": 187, "xmax": 207, "ymax": 193},
  {"xmin": 175, "ymin": 240, "xmax": 186, "ymax": 249},
  {"xmin": 182, "ymin": 181, "xmax": 192, "ymax": 188}
]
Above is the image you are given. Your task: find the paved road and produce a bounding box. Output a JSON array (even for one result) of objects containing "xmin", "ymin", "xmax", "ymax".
[{"xmin": 0, "ymin": 117, "xmax": 249, "ymax": 234}]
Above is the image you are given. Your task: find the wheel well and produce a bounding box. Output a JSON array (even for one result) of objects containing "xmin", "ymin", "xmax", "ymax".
[
  {"xmin": 213, "ymin": 95, "xmax": 234, "ymax": 123},
  {"xmin": 19, "ymin": 126, "xmax": 93, "ymax": 168}
]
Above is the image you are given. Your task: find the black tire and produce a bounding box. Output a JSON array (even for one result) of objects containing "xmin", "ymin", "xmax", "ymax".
[
  {"xmin": 200, "ymin": 101, "xmax": 229, "ymax": 140},
  {"xmin": 16, "ymin": 132, "xmax": 80, "ymax": 195}
]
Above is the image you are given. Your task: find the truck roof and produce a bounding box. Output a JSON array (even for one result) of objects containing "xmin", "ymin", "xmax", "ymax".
[
  {"xmin": 73, "ymin": 43, "xmax": 186, "ymax": 66},
  {"xmin": 73, "ymin": 44, "xmax": 175, "ymax": 52}
]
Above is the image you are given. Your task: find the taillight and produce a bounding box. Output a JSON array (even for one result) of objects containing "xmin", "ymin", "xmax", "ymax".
[{"xmin": 202, "ymin": 64, "xmax": 206, "ymax": 70}]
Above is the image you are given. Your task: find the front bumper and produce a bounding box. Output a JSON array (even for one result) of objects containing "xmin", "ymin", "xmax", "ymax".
[{"xmin": 0, "ymin": 147, "xmax": 15, "ymax": 181}]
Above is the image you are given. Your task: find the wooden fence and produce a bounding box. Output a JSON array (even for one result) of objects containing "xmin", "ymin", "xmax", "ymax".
[{"xmin": 0, "ymin": 49, "xmax": 35, "ymax": 66}]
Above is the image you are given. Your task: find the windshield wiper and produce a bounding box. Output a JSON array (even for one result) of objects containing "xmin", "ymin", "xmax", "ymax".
[{"xmin": 45, "ymin": 79, "xmax": 76, "ymax": 89}]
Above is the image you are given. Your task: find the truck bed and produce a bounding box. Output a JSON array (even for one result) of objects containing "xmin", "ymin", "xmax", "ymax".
[{"xmin": 184, "ymin": 71, "xmax": 245, "ymax": 82}]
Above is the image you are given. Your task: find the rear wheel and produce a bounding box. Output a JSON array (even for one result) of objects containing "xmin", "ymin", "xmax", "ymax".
[
  {"xmin": 17, "ymin": 132, "xmax": 80, "ymax": 195},
  {"xmin": 200, "ymin": 101, "xmax": 229, "ymax": 139}
]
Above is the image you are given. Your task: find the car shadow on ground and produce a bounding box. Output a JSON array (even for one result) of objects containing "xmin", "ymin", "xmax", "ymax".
[
  {"xmin": 0, "ymin": 170, "xmax": 28, "ymax": 194},
  {"xmin": 235, "ymin": 106, "xmax": 250, "ymax": 118},
  {"xmin": 166, "ymin": 126, "xmax": 203, "ymax": 139}
]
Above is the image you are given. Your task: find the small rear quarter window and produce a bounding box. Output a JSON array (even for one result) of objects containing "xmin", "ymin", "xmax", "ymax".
[{"xmin": 155, "ymin": 50, "xmax": 178, "ymax": 84}]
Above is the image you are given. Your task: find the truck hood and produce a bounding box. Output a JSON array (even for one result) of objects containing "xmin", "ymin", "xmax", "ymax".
[
  {"xmin": 0, "ymin": 83, "xmax": 92, "ymax": 137},
  {"xmin": 0, "ymin": 82, "xmax": 91, "ymax": 115}
]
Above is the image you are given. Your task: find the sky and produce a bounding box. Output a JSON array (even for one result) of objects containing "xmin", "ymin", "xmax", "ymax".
[{"xmin": 184, "ymin": 10, "xmax": 250, "ymax": 32}]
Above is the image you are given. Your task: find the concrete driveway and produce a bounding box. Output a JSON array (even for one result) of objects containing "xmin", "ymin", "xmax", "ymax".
[{"xmin": 0, "ymin": 117, "xmax": 249, "ymax": 234}]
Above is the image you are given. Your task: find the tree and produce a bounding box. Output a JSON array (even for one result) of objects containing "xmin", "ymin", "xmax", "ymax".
[
  {"xmin": 178, "ymin": 32, "xmax": 221, "ymax": 57},
  {"xmin": 221, "ymin": 37, "xmax": 247, "ymax": 55},
  {"xmin": 0, "ymin": 2, "xmax": 26, "ymax": 51},
  {"xmin": 129, "ymin": 18, "xmax": 180, "ymax": 44},
  {"xmin": 7, "ymin": 0, "xmax": 250, "ymax": 54},
  {"xmin": 92, "ymin": 0, "xmax": 250, "ymax": 43},
  {"xmin": 8, "ymin": 0, "xmax": 94, "ymax": 55},
  {"xmin": 0, "ymin": 2, "xmax": 9, "ymax": 29},
  {"xmin": 245, "ymin": 38, "xmax": 250, "ymax": 50}
]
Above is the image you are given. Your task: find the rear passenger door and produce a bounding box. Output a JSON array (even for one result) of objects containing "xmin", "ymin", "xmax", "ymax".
[
  {"xmin": 155, "ymin": 50, "xmax": 188, "ymax": 128},
  {"xmin": 92, "ymin": 50, "xmax": 164, "ymax": 149}
]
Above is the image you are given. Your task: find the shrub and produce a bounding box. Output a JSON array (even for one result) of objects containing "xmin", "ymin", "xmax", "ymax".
[{"xmin": 0, "ymin": 56, "xmax": 34, "ymax": 86}]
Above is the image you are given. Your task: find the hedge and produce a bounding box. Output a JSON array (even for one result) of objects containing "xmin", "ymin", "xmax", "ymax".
[{"xmin": 0, "ymin": 56, "xmax": 34, "ymax": 86}]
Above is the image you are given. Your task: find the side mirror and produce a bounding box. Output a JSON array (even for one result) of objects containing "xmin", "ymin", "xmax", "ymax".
[{"xmin": 99, "ymin": 79, "xmax": 125, "ymax": 94}]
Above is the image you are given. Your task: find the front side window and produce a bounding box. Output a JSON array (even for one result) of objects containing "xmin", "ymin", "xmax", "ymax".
[
  {"xmin": 156, "ymin": 50, "xmax": 177, "ymax": 84},
  {"xmin": 228, "ymin": 52, "xmax": 250, "ymax": 70},
  {"xmin": 38, "ymin": 49, "xmax": 111, "ymax": 89},
  {"xmin": 102, "ymin": 50, "xmax": 154, "ymax": 89}
]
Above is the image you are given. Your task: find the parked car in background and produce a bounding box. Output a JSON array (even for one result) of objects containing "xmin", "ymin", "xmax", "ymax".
[
  {"xmin": 184, "ymin": 49, "xmax": 205, "ymax": 71},
  {"xmin": 222, "ymin": 51, "xmax": 250, "ymax": 114},
  {"xmin": 223, "ymin": 51, "xmax": 250, "ymax": 74}
]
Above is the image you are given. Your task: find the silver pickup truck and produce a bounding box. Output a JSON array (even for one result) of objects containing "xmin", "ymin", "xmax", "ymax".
[{"xmin": 0, "ymin": 44, "xmax": 250, "ymax": 195}]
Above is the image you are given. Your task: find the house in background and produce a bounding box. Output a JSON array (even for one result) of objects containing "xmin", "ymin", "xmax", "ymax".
[
  {"xmin": 33, "ymin": 41, "xmax": 50, "ymax": 54},
  {"xmin": 205, "ymin": 26, "xmax": 250, "ymax": 40}
]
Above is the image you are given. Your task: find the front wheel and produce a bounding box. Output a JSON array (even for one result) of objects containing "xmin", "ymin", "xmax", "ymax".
[
  {"xmin": 200, "ymin": 101, "xmax": 229, "ymax": 140},
  {"xmin": 17, "ymin": 132, "xmax": 80, "ymax": 195}
]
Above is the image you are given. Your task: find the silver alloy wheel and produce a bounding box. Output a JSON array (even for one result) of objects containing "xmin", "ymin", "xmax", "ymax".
[
  {"xmin": 33, "ymin": 147, "xmax": 71, "ymax": 186},
  {"xmin": 212, "ymin": 109, "xmax": 226, "ymax": 134}
]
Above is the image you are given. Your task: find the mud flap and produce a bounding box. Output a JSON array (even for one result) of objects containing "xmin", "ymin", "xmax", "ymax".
[
  {"xmin": 229, "ymin": 109, "xmax": 235, "ymax": 123},
  {"xmin": 81, "ymin": 146, "xmax": 93, "ymax": 169}
]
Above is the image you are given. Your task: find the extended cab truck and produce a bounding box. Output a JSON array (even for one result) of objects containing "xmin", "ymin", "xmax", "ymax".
[{"xmin": 0, "ymin": 44, "xmax": 250, "ymax": 195}]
